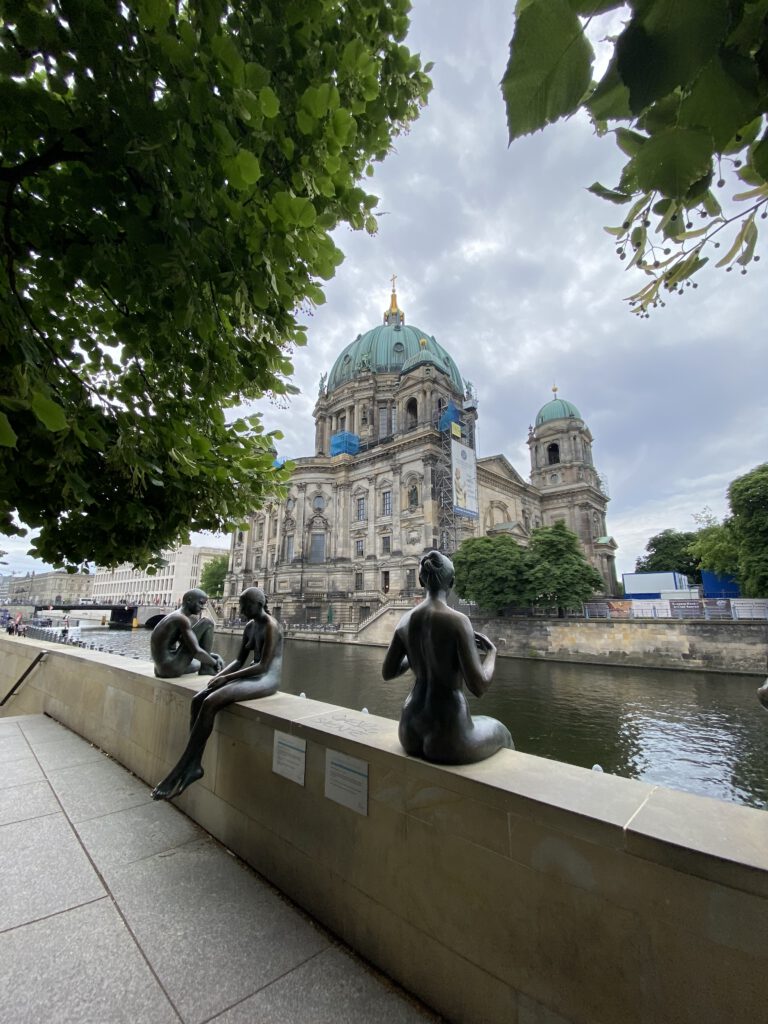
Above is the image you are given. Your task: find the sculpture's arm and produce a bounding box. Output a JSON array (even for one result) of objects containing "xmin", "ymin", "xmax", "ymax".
[
  {"xmin": 179, "ymin": 618, "xmax": 219, "ymax": 668},
  {"xmin": 457, "ymin": 619, "xmax": 496, "ymax": 697},
  {"xmin": 207, "ymin": 619, "xmax": 279, "ymax": 688},
  {"xmin": 382, "ymin": 630, "xmax": 410, "ymax": 680}
]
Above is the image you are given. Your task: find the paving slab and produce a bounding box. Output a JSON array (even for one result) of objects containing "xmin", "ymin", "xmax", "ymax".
[
  {"xmin": 0, "ymin": 899, "xmax": 179, "ymax": 1024},
  {"xmin": 0, "ymin": 778, "xmax": 59, "ymax": 826},
  {"xmin": 1, "ymin": 714, "xmax": 442, "ymax": 1024},
  {"xmin": 32, "ymin": 733, "xmax": 109, "ymax": 772},
  {"xmin": 0, "ymin": 813, "xmax": 105, "ymax": 931},
  {"xmin": 107, "ymin": 836, "xmax": 331, "ymax": 1024},
  {"xmin": 0, "ymin": 755, "xmax": 45, "ymax": 790},
  {"xmin": 46, "ymin": 756, "xmax": 153, "ymax": 822},
  {"xmin": 0, "ymin": 730, "xmax": 31, "ymax": 764},
  {"xmin": 209, "ymin": 944, "xmax": 442, "ymax": 1024},
  {"xmin": 76, "ymin": 799, "xmax": 203, "ymax": 879}
]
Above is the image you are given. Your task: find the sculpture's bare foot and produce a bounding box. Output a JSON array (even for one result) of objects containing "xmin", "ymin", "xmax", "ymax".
[
  {"xmin": 151, "ymin": 768, "xmax": 182, "ymax": 801},
  {"xmin": 152, "ymin": 764, "xmax": 204, "ymax": 801}
]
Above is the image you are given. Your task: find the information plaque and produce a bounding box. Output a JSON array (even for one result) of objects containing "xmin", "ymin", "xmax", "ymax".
[
  {"xmin": 324, "ymin": 748, "xmax": 368, "ymax": 816},
  {"xmin": 272, "ymin": 731, "xmax": 307, "ymax": 786}
]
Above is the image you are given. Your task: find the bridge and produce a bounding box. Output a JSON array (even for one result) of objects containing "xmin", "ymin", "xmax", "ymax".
[{"xmin": 31, "ymin": 603, "xmax": 175, "ymax": 629}]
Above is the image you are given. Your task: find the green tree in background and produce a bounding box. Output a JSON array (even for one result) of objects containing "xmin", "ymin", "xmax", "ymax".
[
  {"xmin": 453, "ymin": 523, "xmax": 604, "ymax": 615},
  {"xmin": 199, "ymin": 553, "xmax": 229, "ymax": 598},
  {"xmin": 452, "ymin": 534, "xmax": 532, "ymax": 614},
  {"xmin": 634, "ymin": 528, "xmax": 702, "ymax": 583},
  {"xmin": 689, "ymin": 520, "xmax": 740, "ymax": 580},
  {"xmin": 502, "ymin": 0, "xmax": 768, "ymax": 314},
  {"xmin": 728, "ymin": 463, "xmax": 768, "ymax": 596},
  {"xmin": 526, "ymin": 521, "xmax": 606, "ymax": 613},
  {"xmin": 0, "ymin": 0, "xmax": 431, "ymax": 570}
]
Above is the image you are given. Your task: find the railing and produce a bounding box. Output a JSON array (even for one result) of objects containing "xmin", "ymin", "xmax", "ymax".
[{"xmin": 584, "ymin": 598, "xmax": 768, "ymax": 622}]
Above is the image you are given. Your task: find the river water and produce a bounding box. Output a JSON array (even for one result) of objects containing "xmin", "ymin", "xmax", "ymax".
[{"xmin": 74, "ymin": 625, "xmax": 768, "ymax": 810}]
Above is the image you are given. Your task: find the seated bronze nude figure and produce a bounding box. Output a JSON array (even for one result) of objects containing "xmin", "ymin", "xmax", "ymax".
[
  {"xmin": 383, "ymin": 550, "xmax": 513, "ymax": 765},
  {"xmin": 150, "ymin": 588, "xmax": 224, "ymax": 679},
  {"xmin": 152, "ymin": 587, "xmax": 282, "ymax": 801}
]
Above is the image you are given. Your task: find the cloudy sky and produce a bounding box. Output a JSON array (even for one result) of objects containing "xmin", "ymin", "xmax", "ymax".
[{"xmin": 4, "ymin": 2, "xmax": 766, "ymax": 578}]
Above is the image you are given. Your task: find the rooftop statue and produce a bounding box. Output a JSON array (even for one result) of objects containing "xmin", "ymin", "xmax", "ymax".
[
  {"xmin": 382, "ymin": 550, "xmax": 513, "ymax": 764},
  {"xmin": 150, "ymin": 588, "xmax": 224, "ymax": 679},
  {"xmin": 152, "ymin": 587, "xmax": 282, "ymax": 801}
]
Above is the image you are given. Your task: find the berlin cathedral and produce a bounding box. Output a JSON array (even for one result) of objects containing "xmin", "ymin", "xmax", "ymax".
[{"xmin": 224, "ymin": 284, "xmax": 618, "ymax": 623}]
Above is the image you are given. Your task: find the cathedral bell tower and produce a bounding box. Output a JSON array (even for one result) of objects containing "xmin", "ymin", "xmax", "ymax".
[{"xmin": 527, "ymin": 387, "xmax": 618, "ymax": 594}]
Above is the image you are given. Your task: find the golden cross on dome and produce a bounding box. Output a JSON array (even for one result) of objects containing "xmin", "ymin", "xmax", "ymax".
[
  {"xmin": 552, "ymin": 383, "xmax": 558, "ymax": 396},
  {"xmin": 390, "ymin": 273, "xmax": 397, "ymax": 292}
]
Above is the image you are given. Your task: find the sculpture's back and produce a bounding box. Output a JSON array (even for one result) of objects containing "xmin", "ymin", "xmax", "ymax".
[{"xmin": 383, "ymin": 551, "xmax": 513, "ymax": 765}]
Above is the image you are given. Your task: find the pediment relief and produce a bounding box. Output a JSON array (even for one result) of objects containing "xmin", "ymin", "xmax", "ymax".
[{"xmin": 477, "ymin": 454, "xmax": 526, "ymax": 486}]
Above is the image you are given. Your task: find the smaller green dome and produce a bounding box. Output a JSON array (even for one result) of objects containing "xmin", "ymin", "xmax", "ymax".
[{"xmin": 535, "ymin": 396, "xmax": 582, "ymax": 426}]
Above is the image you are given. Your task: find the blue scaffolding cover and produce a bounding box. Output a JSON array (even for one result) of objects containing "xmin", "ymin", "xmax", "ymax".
[
  {"xmin": 330, "ymin": 431, "xmax": 360, "ymax": 456},
  {"xmin": 439, "ymin": 401, "xmax": 461, "ymax": 431}
]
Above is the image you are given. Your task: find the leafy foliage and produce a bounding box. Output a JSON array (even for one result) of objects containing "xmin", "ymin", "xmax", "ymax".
[
  {"xmin": 502, "ymin": 0, "xmax": 768, "ymax": 313},
  {"xmin": 453, "ymin": 523, "xmax": 605, "ymax": 614},
  {"xmin": 199, "ymin": 552, "xmax": 229, "ymax": 598},
  {"xmin": 634, "ymin": 528, "xmax": 701, "ymax": 583},
  {"xmin": 0, "ymin": 0, "xmax": 431, "ymax": 568},
  {"xmin": 452, "ymin": 534, "xmax": 532, "ymax": 614},
  {"xmin": 526, "ymin": 521, "xmax": 606, "ymax": 610},
  {"xmin": 728, "ymin": 462, "xmax": 768, "ymax": 596},
  {"xmin": 689, "ymin": 521, "xmax": 740, "ymax": 579}
]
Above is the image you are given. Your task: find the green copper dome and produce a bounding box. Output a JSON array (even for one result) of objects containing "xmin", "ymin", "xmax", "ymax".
[
  {"xmin": 535, "ymin": 395, "xmax": 582, "ymax": 426},
  {"xmin": 326, "ymin": 288, "xmax": 464, "ymax": 395}
]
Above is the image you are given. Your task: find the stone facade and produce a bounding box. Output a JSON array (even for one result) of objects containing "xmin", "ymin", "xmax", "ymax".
[
  {"xmin": 226, "ymin": 289, "xmax": 618, "ymax": 622},
  {"xmin": 7, "ymin": 569, "xmax": 93, "ymax": 606}
]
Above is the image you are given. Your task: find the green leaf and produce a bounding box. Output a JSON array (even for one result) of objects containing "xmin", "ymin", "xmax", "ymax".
[
  {"xmin": 587, "ymin": 181, "xmax": 631, "ymax": 204},
  {"xmin": 502, "ymin": 0, "xmax": 594, "ymax": 140},
  {"xmin": 259, "ymin": 86, "xmax": 280, "ymax": 118},
  {"xmin": 586, "ymin": 63, "xmax": 632, "ymax": 122},
  {"xmin": 678, "ymin": 52, "xmax": 760, "ymax": 150},
  {"xmin": 615, "ymin": 0, "xmax": 731, "ymax": 114},
  {"xmin": 234, "ymin": 149, "xmax": 261, "ymax": 185},
  {"xmin": 31, "ymin": 392, "xmax": 68, "ymax": 432},
  {"xmin": 753, "ymin": 134, "xmax": 768, "ymax": 182},
  {"xmin": 615, "ymin": 127, "xmax": 646, "ymax": 156},
  {"xmin": 0, "ymin": 412, "xmax": 17, "ymax": 447},
  {"xmin": 629, "ymin": 127, "xmax": 714, "ymax": 199}
]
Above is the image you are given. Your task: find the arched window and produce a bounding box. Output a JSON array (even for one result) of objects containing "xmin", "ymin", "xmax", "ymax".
[
  {"xmin": 313, "ymin": 494, "xmax": 325, "ymax": 512},
  {"xmin": 406, "ymin": 397, "xmax": 418, "ymax": 429},
  {"xmin": 392, "ymin": 341, "xmax": 405, "ymax": 366},
  {"xmin": 547, "ymin": 442, "xmax": 560, "ymax": 465}
]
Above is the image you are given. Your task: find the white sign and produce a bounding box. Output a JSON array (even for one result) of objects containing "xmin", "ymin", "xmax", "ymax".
[
  {"xmin": 324, "ymin": 748, "xmax": 368, "ymax": 816},
  {"xmin": 272, "ymin": 731, "xmax": 306, "ymax": 786},
  {"xmin": 451, "ymin": 439, "xmax": 479, "ymax": 518}
]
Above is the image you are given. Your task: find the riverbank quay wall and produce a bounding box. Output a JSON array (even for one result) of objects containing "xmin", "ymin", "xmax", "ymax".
[
  {"xmin": 282, "ymin": 612, "xmax": 768, "ymax": 675},
  {"xmin": 475, "ymin": 617, "xmax": 768, "ymax": 676},
  {"xmin": 2, "ymin": 635, "xmax": 767, "ymax": 1024}
]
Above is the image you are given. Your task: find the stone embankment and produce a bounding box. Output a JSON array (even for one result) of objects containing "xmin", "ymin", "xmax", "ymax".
[
  {"xmin": 479, "ymin": 617, "xmax": 768, "ymax": 676},
  {"xmin": 279, "ymin": 610, "xmax": 768, "ymax": 675}
]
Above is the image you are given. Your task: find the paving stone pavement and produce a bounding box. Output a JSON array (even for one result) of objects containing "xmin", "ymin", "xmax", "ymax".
[{"xmin": 0, "ymin": 714, "xmax": 444, "ymax": 1024}]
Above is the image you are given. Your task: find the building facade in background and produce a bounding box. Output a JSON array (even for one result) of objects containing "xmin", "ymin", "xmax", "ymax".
[
  {"xmin": 226, "ymin": 286, "xmax": 618, "ymax": 623},
  {"xmin": 92, "ymin": 545, "xmax": 228, "ymax": 606},
  {"xmin": 6, "ymin": 570, "xmax": 93, "ymax": 606}
]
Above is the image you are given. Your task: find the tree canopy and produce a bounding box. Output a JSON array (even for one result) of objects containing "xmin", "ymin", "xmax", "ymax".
[
  {"xmin": 453, "ymin": 523, "xmax": 605, "ymax": 614},
  {"xmin": 452, "ymin": 534, "xmax": 532, "ymax": 615},
  {"xmin": 0, "ymin": 0, "xmax": 431, "ymax": 569},
  {"xmin": 502, "ymin": 0, "xmax": 768, "ymax": 314},
  {"xmin": 634, "ymin": 528, "xmax": 701, "ymax": 583},
  {"xmin": 199, "ymin": 552, "xmax": 229, "ymax": 598},
  {"xmin": 526, "ymin": 521, "xmax": 606, "ymax": 611},
  {"xmin": 727, "ymin": 462, "xmax": 768, "ymax": 596}
]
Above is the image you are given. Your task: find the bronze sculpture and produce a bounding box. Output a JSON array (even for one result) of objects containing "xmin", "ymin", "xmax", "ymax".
[
  {"xmin": 383, "ymin": 550, "xmax": 513, "ymax": 764},
  {"xmin": 152, "ymin": 587, "xmax": 282, "ymax": 800},
  {"xmin": 150, "ymin": 588, "xmax": 224, "ymax": 679}
]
